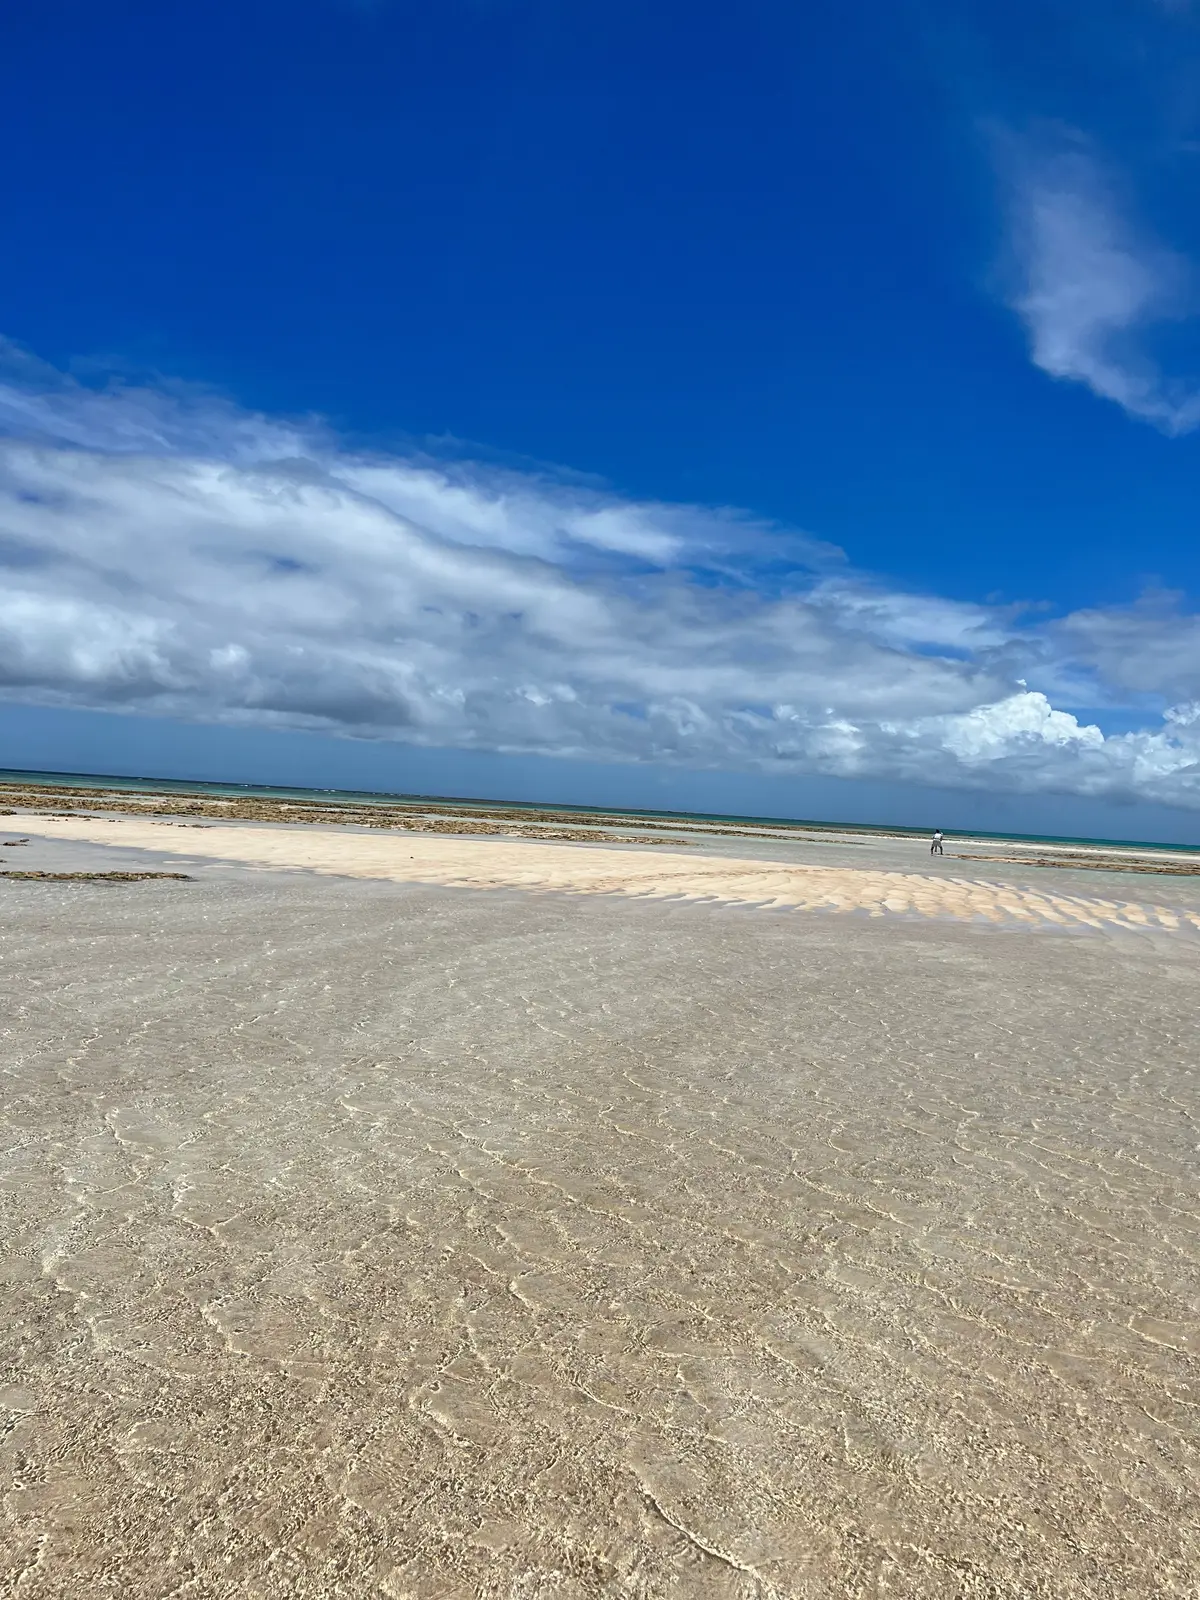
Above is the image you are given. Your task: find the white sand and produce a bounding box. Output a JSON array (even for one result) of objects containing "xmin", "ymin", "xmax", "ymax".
[{"xmin": 13, "ymin": 811, "xmax": 1200, "ymax": 933}]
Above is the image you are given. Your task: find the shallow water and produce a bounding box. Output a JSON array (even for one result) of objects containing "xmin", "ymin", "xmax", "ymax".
[{"xmin": 2, "ymin": 870, "xmax": 1199, "ymax": 1596}]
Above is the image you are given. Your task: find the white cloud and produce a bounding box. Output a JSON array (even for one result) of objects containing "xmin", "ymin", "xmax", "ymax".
[
  {"xmin": 1, "ymin": 349, "xmax": 1200, "ymax": 807},
  {"xmin": 1005, "ymin": 141, "xmax": 1200, "ymax": 432}
]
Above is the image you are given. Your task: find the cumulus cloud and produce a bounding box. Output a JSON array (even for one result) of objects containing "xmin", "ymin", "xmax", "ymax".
[
  {"xmin": 1, "ymin": 347, "xmax": 1199, "ymax": 806},
  {"xmin": 1004, "ymin": 140, "xmax": 1200, "ymax": 432}
]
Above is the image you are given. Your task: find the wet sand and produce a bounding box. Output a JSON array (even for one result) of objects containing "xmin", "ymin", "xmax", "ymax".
[
  {"xmin": 2, "ymin": 821, "xmax": 1199, "ymax": 1596},
  {"xmin": 12, "ymin": 811, "xmax": 1200, "ymax": 932}
]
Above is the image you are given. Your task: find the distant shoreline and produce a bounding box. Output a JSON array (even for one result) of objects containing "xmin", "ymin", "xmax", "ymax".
[{"xmin": 2, "ymin": 764, "xmax": 1197, "ymax": 856}]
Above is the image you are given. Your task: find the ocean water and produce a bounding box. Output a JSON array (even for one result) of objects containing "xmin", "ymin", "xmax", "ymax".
[{"xmin": 0, "ymin": 764, "xmax": 1195, "ymax": 855}]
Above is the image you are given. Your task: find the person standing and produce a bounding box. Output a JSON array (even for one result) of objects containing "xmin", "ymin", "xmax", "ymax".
[{"xmin": 931, "ymin": 829, "xmax": 944, "ymax": 855}]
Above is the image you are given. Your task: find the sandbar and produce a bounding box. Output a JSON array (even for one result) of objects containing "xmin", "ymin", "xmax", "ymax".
[{"xmin": 10, "ymin": 811, "xmax": 1200, "ymax": 934}]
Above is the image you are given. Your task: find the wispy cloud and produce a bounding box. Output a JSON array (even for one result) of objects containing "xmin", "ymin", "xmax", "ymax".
[
  {"xmin": 1004, "ymin": 138, "xmax": 1200, "ymax": 432},
  {"xmin": 1, "ymin": 346, "xmax": 1200, "ymax": 807}
]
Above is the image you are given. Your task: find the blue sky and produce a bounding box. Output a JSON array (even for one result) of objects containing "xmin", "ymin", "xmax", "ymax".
[{"xmin": 4, "ymin": 0, "xmax": 1200, "ymax": 839}]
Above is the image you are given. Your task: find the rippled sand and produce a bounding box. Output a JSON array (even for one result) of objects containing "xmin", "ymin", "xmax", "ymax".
[
  {"xmin": 2, "ymin": 827, "xmax": 1199, "ymax": 1597},
  {"xmin": 15, "ymin": 812, "xmax": 1200, "ymax": 932}
]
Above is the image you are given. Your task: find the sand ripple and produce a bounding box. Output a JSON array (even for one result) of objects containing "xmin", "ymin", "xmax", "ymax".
[
  {"xmin": 15, "ymin": 815, "xmax": 1200, "ymax": 934},
  {"xmin": 3, "ymin": 832, "xmax": 1199, "ymax": 1595}
]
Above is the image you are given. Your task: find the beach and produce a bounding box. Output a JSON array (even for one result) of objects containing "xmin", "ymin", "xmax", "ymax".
[{"xmin": 3, "ymin": 811, "xmax": 1199, "ymax": 1596}]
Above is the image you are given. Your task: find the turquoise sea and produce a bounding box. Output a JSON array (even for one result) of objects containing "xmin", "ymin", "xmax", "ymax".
[{"xmin": 2, "ymin": 766, "xmax": 1196, "ymax": 856}]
